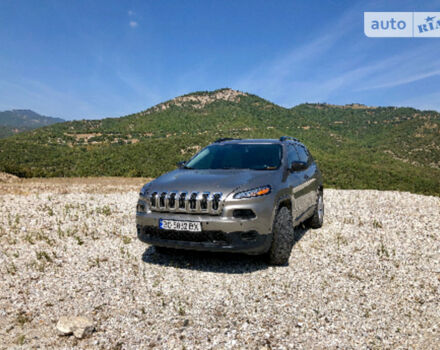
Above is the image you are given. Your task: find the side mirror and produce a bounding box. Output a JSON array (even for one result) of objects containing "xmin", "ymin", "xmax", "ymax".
[
  {"xmin": 290, "ymin": 161, "xmax": 306, "ymax": 172},
  {"xmin": 177, "ymin": 160, "xmax": 186, "ymax": 169}
]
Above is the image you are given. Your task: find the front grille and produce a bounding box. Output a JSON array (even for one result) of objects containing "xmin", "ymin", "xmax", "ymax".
[
  {"xmin": 143, "ymin": 226, "xmax": 228, "ymax": 244},
  {"xmin": 149, "ymin": 190, "xmax": 223, "ymax": 214}
]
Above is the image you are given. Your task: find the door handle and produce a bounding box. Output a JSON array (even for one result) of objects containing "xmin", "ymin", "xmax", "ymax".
[{"xmin": 304, "ymin": 174, "xmax": 309, "ymax": 180}]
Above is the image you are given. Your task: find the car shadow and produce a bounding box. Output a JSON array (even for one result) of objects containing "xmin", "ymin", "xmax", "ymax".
[
  {"xmin": 141, "ymin": 246, "xmax": 269, "ymax": 274},
  {"xmin": 294, "ymin": 224, "xmax": 308, "ymax": 242},
  {"xmin": 141, "ymin": 225, "xmax": 309, "ymax": 273}
]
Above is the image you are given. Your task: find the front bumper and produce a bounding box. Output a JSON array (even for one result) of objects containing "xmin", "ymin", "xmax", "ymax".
[
  {"xmin": 137, "ymin": 224, "xmax": 272, "ymax": 255},
  {"xmin": 136, "ymin": 192, "xmax": 276, "ymax": 255}
]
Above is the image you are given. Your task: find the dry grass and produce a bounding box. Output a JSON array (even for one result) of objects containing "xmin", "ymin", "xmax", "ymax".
[{"xmin": 0, "ymin": 176, "xmax": 152, "ymax": 195}]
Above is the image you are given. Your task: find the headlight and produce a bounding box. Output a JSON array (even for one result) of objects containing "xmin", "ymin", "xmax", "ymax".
[{"xmin": 233, "ymin": 185, "xmax": 271, "ymax": 199}]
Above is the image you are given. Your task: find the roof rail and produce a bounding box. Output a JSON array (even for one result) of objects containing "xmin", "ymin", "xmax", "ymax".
[
  {"xmin": 279, "ymin": 136, "xmax": 300, "ymax": 142},
  {"xmin": 214, "ymin": 138, "xmax": 241, "ymax": 143}
]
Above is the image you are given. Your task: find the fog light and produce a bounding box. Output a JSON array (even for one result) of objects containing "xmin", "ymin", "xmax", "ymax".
[{"xmin": 233, "ymin": 209, "xmax": 256, "ymax": 219}]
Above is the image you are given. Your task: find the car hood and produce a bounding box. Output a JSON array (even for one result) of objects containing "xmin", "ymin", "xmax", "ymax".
[{"xmin": 146, "ymin": 168, "xmax": 279, "ymax": 196}]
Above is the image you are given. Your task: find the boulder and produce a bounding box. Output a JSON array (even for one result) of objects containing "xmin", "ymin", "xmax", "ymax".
[{"xmin": 56, "ymin": 316, "xmax": 94, "ymax": 339}]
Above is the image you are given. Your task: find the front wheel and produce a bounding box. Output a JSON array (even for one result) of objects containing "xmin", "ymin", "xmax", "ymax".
[
  {"xmin": 267, "ymin": 206, "xmax": 295, "ymax": 265},
  {"xmin": 307, "ymin": 190, "xmax": 324, "ymax": 229},
  {"xmin": 154, "ymin": 246, "xmax": 171, "ymax": 254}
]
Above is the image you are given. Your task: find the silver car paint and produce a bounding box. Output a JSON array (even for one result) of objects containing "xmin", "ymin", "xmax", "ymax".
[{"xmin": 136, "ymin": 139, "xmax": 323, "ymax": 253}]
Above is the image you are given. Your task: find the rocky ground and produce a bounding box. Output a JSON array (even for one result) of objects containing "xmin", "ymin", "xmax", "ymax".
[
  {"xmin": 0, "ymin": 177, "xmax": 439, "ymax": 349},
  {"xmin": 0, "ymin": 171, "xmax": 18, "ymax": 183}
]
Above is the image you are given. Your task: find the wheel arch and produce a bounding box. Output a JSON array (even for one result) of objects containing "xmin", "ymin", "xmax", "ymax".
[
  {"xmin": 270, "ymin": 194, "xmax": 292, "ymax": 230},
  {"xmin": 277, "ymin": 197, "xmax": 292, "ymax": 211}
]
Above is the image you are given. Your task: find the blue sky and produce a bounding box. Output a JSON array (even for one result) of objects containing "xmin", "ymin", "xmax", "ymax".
[{"xmin": 1, "ymin": 0, "xmax": 440, "ymax": 119}]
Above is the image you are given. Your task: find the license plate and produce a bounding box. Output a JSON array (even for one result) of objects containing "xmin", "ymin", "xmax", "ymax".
[{"xmin": 159, "ymin": 219, "xmax": 202, "ymax": 232}]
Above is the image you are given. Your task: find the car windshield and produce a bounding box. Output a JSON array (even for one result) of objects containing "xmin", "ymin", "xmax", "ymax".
[{"xmin": 185, "ymin": 143, "xmax": 282, "ymax": 170}]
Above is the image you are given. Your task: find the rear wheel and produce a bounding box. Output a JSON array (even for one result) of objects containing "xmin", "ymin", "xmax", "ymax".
[
  {"xmin": 267, "ymin": 206, "xmax": 295, "ymax": 265},
  {"xmin": 307, "ymin": 190, "xmax": 324, "ymax": 229}
]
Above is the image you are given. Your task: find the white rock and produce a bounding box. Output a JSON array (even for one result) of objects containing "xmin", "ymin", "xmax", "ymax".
[
  {"xmin": 1, "ymin": 181, "xmax": 439, "ymax": 348},
  {"xmin": 56, "ymin": 316, "xmax": 94, "ymax": 339}
]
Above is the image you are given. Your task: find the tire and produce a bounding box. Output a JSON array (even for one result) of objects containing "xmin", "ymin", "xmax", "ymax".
[
  {"xmin": 154, "ymin": 246, "xmax": 170, "ymax": 254},
  {"xmin": 307, "ymin": 190, "xmax": 324, "ymax": 229},
  {"xmin": 267, "ymin": 206, "xmax": 295, "ymax": 265}
]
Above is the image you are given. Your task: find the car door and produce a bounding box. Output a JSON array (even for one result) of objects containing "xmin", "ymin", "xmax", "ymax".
[
  {"xmin": 286, "ymin": 143, "xmax": 308, "ymax": 222},
  {"xmin": 294, "ymin": 144, "xmax": 317, "ymax": 211}
]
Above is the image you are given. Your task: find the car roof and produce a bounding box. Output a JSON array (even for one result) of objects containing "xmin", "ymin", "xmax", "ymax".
[
  {"xmin": 214, "ymin": 138, "xmax": 304, "ymax": 146},
  {"xmin": 217, "ymin": 138, "xmax": 281, "ymax": 144}
]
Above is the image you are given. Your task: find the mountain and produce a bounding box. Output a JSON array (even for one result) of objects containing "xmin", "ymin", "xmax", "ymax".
[
  {"xmin": 0, "ymin": 109, "xmax": 64, "ymax": 138},
  {"xmin": 0, "ymin": 88, "xmax": 439, "ymax": 196}
]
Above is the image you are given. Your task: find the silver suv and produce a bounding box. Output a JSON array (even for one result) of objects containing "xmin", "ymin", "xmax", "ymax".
[{"xmin": 136, "ymin": 137, "xmax": 324, "ymax": 265}]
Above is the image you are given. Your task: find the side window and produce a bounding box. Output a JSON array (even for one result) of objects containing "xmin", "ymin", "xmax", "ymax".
[
  {"xmin": 295, "ymin": 145, "xmax": 309, "ymax": 165},
  {"xmin": 287, "ymin": 144, "xmax": 300, "ymax": 164}
]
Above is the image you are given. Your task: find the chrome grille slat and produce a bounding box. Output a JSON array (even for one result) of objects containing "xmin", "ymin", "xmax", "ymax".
[
  {"xmin": 150, "ymin": 192, "xmax": 158, "ymax": 208},
  {"xmin": 178, "ymin": 192, "xmax": 187, "ymax": 211},
  {"xmin": 167, "ymin": 192, "xmax": 177, "ymax": 211},
  {"xmin": 210, "ymin": 192, "xmax": 222, "ymax": 214},
  {"xmin": 206, "ymin": 193, "xmax": 213, "ymax": 212},
  {"xmin": 149, "ymin": 190, "xmax": 223, "ymax": 215},
  {"xmin": 189, "ymin": 192, "xmax": 198, "ymax": 211},
  {"xmin": 184, "ymin": 192, "xmax": 190, "ymax": 211},
  {"xmin": 159, "ymin": 191, "xmax": 167, "ymax": 209},
  {"xmin": 199, "ymin": 192, "xmax": 209, "ymax": 211}
]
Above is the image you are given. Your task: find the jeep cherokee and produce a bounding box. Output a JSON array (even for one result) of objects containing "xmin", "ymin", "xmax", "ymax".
[{"xmin": 136, "ymin": 136, "xmax": 324, "ymax": 265}]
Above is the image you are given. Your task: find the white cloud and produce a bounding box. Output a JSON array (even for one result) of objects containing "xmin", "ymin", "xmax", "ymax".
[
  {"xmin": 358, "ymin": 67, "xmax": 440, "ymax": 90},
  {"xmin": 234, "ymin": 36, "xmax": 330, "ymax": 106},
  {"xmin": 115, "ymin": 70, "xmax": 163, "ymax": 106},
  {"xmin": 129, "ymin": 21, "xmax": 138, "ymax": 28},
  {"xmin": 234, "ymin": 6, "xmax": 361, "ymax": 106},
  {"xmin": 394, "ymin": 90, "xmax": 440, "ymax": 112},
  {"xmin": 234, "ymin": 3, "xmax": 440, "ymax": 108}
]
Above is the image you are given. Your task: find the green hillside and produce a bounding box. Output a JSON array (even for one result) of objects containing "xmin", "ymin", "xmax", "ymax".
[
  {"xmin": 0, "ymin": 88, "xmax": 439, "ymax": 196},
  {"xmin": 0, "ymin": 109, "xmax": 64, "ymax": 138}
]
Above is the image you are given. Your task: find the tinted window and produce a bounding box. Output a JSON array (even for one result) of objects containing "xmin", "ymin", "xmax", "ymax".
[
  {"xmin": 287, "ymin": 144, "xmax": 300, "ymax": 165},
  {"xmin": 295, "ymin": 145, "xmax": 309, "ymax": 164},
  {"xmin": 185, "ymin": 143, "xmax": 283, "ymax": 170}
]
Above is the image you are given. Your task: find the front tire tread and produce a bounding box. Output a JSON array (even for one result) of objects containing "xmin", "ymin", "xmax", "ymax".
[{"xmin": 267, "ymin": 206, "xmax": 295, "ymax": 265}]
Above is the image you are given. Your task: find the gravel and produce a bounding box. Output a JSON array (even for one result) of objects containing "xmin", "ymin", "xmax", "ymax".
[
  {"xmin": 0, "ymin": 179, "xmax": 439, "ymax": 349},
  {"xmin": 0, "ymin": 171, "xmax": 18, "ymax": 183}
]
